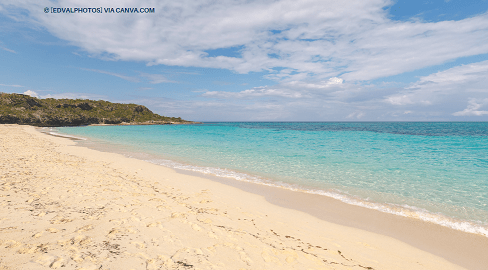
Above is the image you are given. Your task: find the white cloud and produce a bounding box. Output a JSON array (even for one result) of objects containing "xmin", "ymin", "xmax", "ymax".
[
  {"xmin": 0, "ymin": 83, "xmax": 24, "ymax": 87},
  {"xmin": 347, "ymin": 111, "xmax": 365, "ymax": 119},
  {"xmin": 282, "ymin": 77, "xmax": 343, "ymax": 89},
  {"xmin": 23, "ymin": 90, "xmax": 39, "ymax": 97},
  {"xmin": 0, "ymin": 46, "xmax": 16, "ymax": 53},
  {"xmin": 42, "ymin": 92, "xmax": 107, "ymax": 100},
  {"xmin": 203, "ymin": 76, "xmax": 345, "ymax": 100},
  {"xmin": 2, "ymin": 0, "xmax": 488, "ymax": 82},
  {"xmin": 385, "ymin": 94, "xmax": 431, "ymax": 106},
  {"xmin": 80, "ymin": 68, "xmax": 139, "ymax": 82},
  {"xmin": 139, "ymin": 73, "xmax": 175, "ymax": 84},
  {"xmin": 203, "ymin": 86, "xmax": 305, "ymax": 99},
  {"xmin": 196, "ymin": 59, "xmax": 488, "ymax": 120},
  {"xmin": 411, "ymin": 61, "xmax": 488, "ymax": 87},
  {"xmin": 385, "ymin": 60, "xmax": 488, "ymax": 108},
  {"xmin": 2, "ymin": 1, "xmax": 488, "ymax": 121},
  {"xmin": 453, "ymin": 98, "xmax": 488, "ymax": 116},
  {"xmin": 79, "ymin": 69, "xmax": 177, "ymax": 84}
]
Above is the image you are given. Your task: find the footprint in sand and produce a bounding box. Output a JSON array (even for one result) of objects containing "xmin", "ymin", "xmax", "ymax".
[
  {"xmin": 157, "ymin": 255, "xmax": 175, "ymax": 268},
  {"xmin": 171, "ymin": 212, "xmax": 186, "ymax": 218},
  {"xmin": 149, "ymin": 198, "xmax": 165, "ymax": 203},
  {"xmin": 286, "ymin": 256, "xmax": 296, "ymax": 263},
  {"xmin": 261, "ymin": 251, "xmax": 281, "ymax": 265},
  {"xmin": 131, "ymin": 241, "xmax": 146, "ymax": 249},
  {"xmin": 239, "ymin": 251, "xmax": 253, "ymax": 266},
  {"xmin": 50, "ymin": 257, "xmax": 65, "ymax": 269},
  {"xmin": 191, "ymin": 223, "xmax": 202, "ymax": 231},
  {"xmin": 50, "ymin": 217, "xmax": 73, "ymax": 224},
  {"xmin": 75, "ymin": 224, "xmax": 94, "ymax": 233},
  {"xmin": 156, "ymin": 205, "xmax": 168, "ymax": 211},
  {"xmin": 4, "ymin": 240, "xmax": 22, "ymax": 249},
  {"xmin": 199, "ymin": 200, "xmax": 212, "ymax": 204},
  {"xmin": 34, "ymin": 254, "xmax": 56, "ymax": 267},
  {"xmin": 58, "ymin": 235, "xmax": 90, "ymax": 247},
  {"xmin": 34, "ymin": 254, "xmax": 65, "ymax": 268},
  {"xmin": 207, "ymin": 232, "xmax": 218, "ymax": 239},
  {"xmin": 197, "ymin": 217, "xmax": 213, "ymax": 224},
  {"xmin": 145, "ymin": 259, "xmax": 160, "ymax": 270},
  {"xmin": 71, "ymin": 253, "xmax": 84, "ymax": 263},
  {"xmin": 146, "ymin": 221, "xmax": 161, "ymax": 227},
  {"xmin": 17, "ymin": 245, "xmax": 36, "ymax": 254}
]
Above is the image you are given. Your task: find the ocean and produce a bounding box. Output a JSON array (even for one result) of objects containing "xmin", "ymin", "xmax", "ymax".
[{"xmin": 52, "ymin": 122, "xmax": 488, "ymax": 236}]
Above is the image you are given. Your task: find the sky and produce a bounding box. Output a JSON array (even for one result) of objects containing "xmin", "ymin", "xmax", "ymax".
[{"xmin": 1, "ymin": 0, "xmax": 488, "ymax": 121}]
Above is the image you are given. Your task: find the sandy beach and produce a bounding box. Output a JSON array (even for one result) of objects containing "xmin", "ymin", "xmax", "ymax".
[{"xmin": 0, "ymin": 124, "xmax": 484, "ymax": 270}]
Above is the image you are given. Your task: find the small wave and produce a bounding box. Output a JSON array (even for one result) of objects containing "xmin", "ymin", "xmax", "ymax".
[
  {"xmin": 140, "ymin": 156, "xmax": 488, "ymax": 238},
  {"xmin": 42, "ymin": 128, "xmax": 87, "ymax": 140},
  {"xmin": 307, "ymin": 189, "xmax": 488, "ymax": 237},
  {"xmin": 49, "ymin": 132, "xmax": 86, "ymax": 140}
]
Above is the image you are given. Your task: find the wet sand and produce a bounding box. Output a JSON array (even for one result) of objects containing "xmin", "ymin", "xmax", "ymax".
[{"xmin": 0, "ymin": 124, "xmax": 483, "ymax": 270}]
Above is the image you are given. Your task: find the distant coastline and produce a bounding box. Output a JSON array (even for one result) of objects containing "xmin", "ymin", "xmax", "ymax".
[{"xmin": 0, "ymin": 93, "xmax": 198, "ymax": 127}]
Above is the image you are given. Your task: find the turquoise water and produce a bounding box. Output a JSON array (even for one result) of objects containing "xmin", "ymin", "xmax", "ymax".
[{"xmin": 55, "ymin": 122, "xmax": 488, "ymax": 236}]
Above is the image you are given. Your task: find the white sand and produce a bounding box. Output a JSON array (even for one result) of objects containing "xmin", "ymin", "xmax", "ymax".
[{"xmin": 0, "ymin": 124, "xmax": 466, "ymax": 270}]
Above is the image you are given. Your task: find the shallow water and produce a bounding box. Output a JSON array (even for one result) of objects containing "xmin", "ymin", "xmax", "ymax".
[{"xmin": 55, "ymin": 122, "xmax": 488, "ymax": 236}]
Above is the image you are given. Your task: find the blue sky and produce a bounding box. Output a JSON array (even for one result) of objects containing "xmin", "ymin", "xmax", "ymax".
[{"xmin": 1, "ymin": 0, "xmax": 488, "ymax": 121}]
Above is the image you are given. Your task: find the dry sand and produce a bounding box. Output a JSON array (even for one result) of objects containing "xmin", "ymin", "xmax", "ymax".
[{"xmin": 0, "ymin": 124, "xmax": 476, "ymax": 270}]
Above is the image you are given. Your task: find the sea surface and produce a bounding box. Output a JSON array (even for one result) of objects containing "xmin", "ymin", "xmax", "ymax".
[{"xmin": 53, "ymin": 122, "xmax": 488, "ymax": 236}]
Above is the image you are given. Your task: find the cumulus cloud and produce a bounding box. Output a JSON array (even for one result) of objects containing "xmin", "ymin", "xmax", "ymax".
[
  {"xmin": 453, "ymin": 98, "xmax": 488, "ymax": 116},
  {"xmin": 2, "ymin": 0, "xmax": 488, "ymax": 82},
  {"xmin": 23, "ymin": 90, "xmax": 39, "ymax": 97}
]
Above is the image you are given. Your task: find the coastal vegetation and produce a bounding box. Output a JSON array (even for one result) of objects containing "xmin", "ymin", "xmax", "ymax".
[{"xmin": 0, "ymin": 93, "xmax": 191, "ymax": 126}]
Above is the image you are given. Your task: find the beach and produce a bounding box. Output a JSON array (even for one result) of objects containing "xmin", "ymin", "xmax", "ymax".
[{"xmin": 0, "ymin": 124, "xmax": 485, "ymax": 270}]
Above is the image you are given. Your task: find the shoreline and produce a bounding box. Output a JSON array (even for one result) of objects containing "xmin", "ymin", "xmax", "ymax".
[
  {"xmin": 185, "ymin": 170, "xmax": 488, "ymax": 270},
  {"xmin": 49, "ymin": 125, "xmax": 488, "ymax": 269},
  {"xmin": 0, "ymin": 124, "xmax": 483, "ymax": 269},
  {"xmin": 49, "ymin": 123, "xmax": 488, "ymax": 240}
]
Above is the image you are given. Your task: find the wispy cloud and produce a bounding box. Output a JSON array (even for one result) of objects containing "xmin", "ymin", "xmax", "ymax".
[
  {"xmin": 0, "ymin": 83, "xmax": 23, "ymax": 87},
  {"xmin": 80, "ymin": 68, "xmax": 139, "ymax": 82},
  {"xmin": 203, "ymin": 77, "xmax": 344, "ymax": 99},
  {"xmin": 212, "ymin": 81, "xmax": 233, "ymax": 86},
  {"xmin": 203, "ymin": 86, "xmax": 305, "ymax": 99},
  {"xmin": 385, "ymin": 60, "xmax": 488, "ymax": 109},
  {"xmin": 138, "ymin": 87, "xmax": 154, "ymax": 91},
  {"xmin": 0, "ymin": 46, "xmax": 16, "ymax": 53},
  {"xmin": 139, "ymin": 72, "xmax": 176, "ymax": 84}
]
